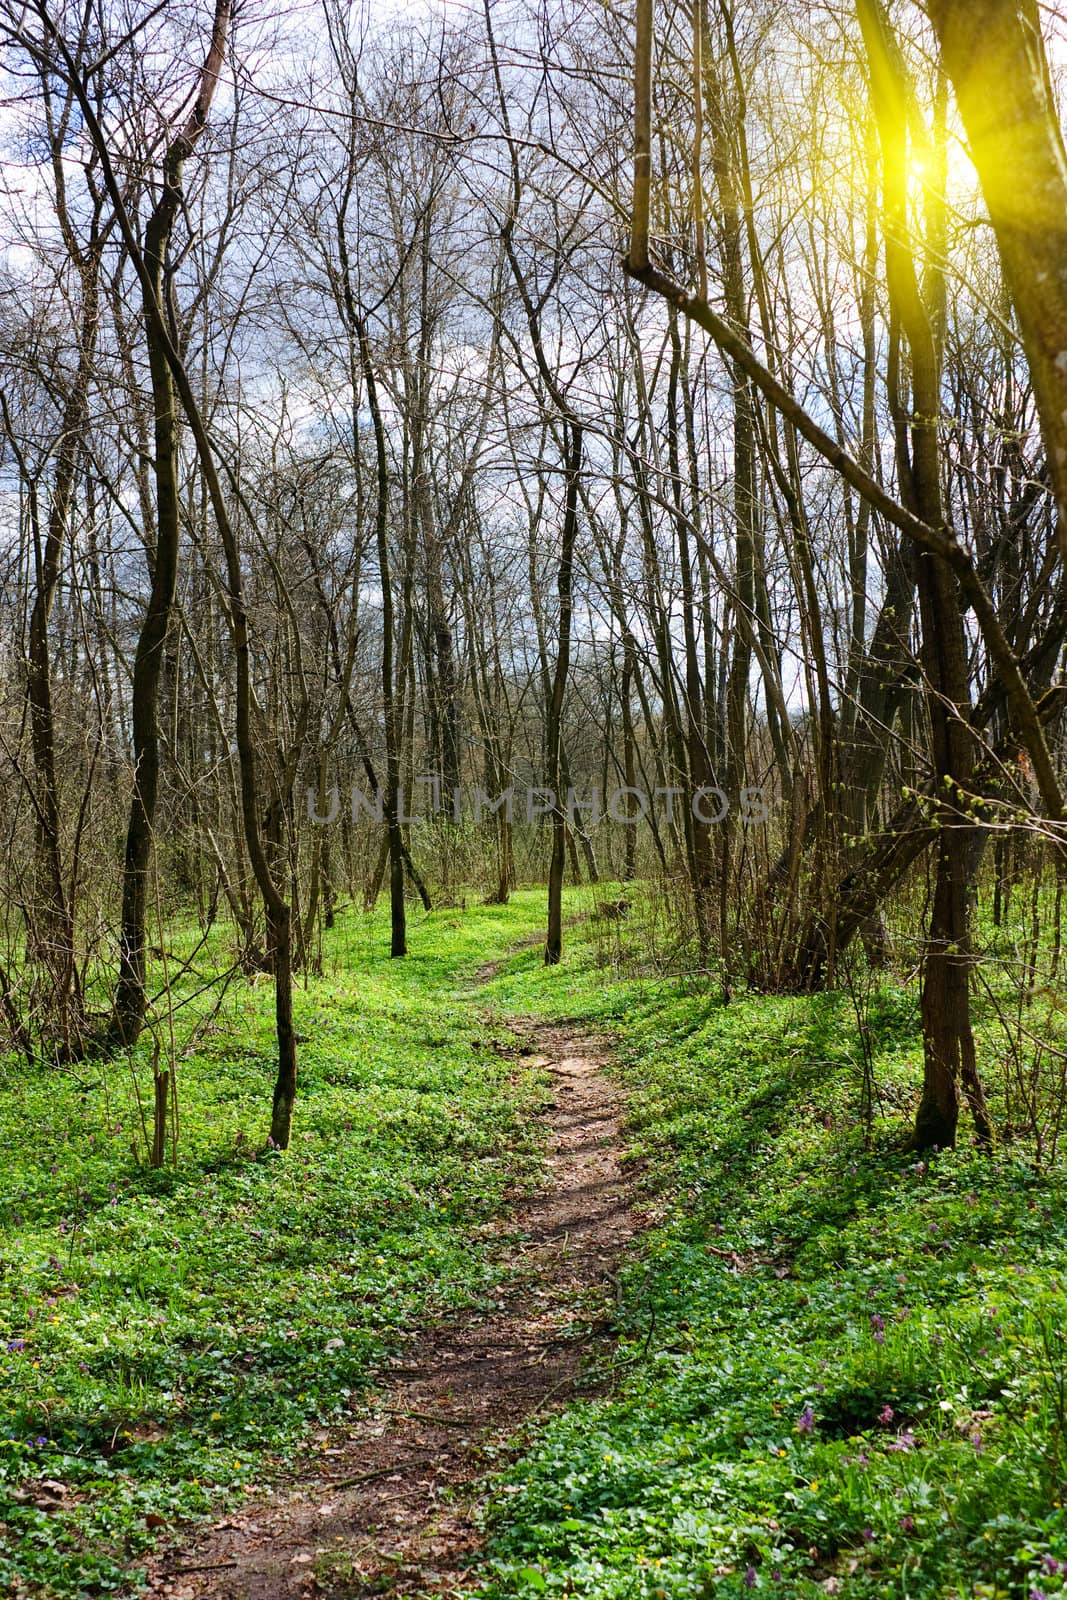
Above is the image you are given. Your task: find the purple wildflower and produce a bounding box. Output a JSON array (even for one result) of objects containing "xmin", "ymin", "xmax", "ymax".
[
  {"xmin": 871, "ymin": 1313, "xmax": 886, "ymax": 1344},
  {"xmin": 878, "ymin": 1404, "xmax": 894, "ymax": 1426},
  {"xmin": 743, "ymin": 1567, "xmax": 757, "ymax": 1590},
  {"xmin": 887, "ymin": 1431, "xmax": 917, "ymax": 1452},
  {"xmin": 899, "ymin": 1515, "xmax": 915, "ymax": 1535},
  {"xmin": 797, "ymin": 1403, "xmax": 815, "ymax": 1434},
  {"xmin": 862, "ymin": 1526, "xmax": 875, "ymax": 1544},
  {"xmin": 971, "ymin": 1430, "xmax": 984, "ymax": 1453}
]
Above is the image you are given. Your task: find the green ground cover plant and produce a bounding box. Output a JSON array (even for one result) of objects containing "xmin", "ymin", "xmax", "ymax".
[
  {"xmin": 475, "ymin": 911, "xmax": 1067, "ymax": 1600},
  {"xmin": 0, "ymin": 894, "xmax": 554, "ymax": 1597},
  {"xmin": 7, "ymin": 882, "xmax": 1067, "ymax": 1600}
]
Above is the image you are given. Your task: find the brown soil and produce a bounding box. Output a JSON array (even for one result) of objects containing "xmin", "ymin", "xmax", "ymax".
[{"xmin": 146, "ymin": 1021, "xmax": 635, "ymax": 1599}]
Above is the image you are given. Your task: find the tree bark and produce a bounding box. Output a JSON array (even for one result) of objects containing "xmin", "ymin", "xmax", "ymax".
[
  {"xmin": 928, "ymin": 0, "xmax": 1067, "ymax": 555},
  {"xmin": 110, "ymin": 0, "xmax": 230, "ymax": 1047},
  {"xmin": 545, "ymin": 424, "xmax": 583, "ymax": 965},
  {"xmin": 858, "ymin": 0, "xmax": 990, "ymax": 1149}
]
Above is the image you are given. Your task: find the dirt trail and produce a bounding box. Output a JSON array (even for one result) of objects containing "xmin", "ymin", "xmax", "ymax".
[{"xmin": 149, "ymin": 1022, "xmax": 635, "ymax": 1599}]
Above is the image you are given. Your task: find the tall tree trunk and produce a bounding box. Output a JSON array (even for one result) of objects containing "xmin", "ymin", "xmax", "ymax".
[
  {"xmin": 858, "ymin": 0, "xmax": 990, "ymax": 1149},
  {"xmin": 928, "ymin": 0, "xmax": 1067, "ymax": 555},
  {"xmin": 55, "ymin": 27, "xmax": 298, "ymax": 1145},
  {"xmin": 110, "ymin": 0, "xmax": 230, "ymax": 1046},
  {"xmin": 334, "ymin": 149, "xmax": 406, "ymax": 958},
  {"xmin": 545, "ymin": 424, "xmax": 583, "ymax": 965},
  {"xmin": 621, "ymin": 627, "xmax": 639, "ymax": 883},
  {"xmin": 13, "ymin": 163, "xmax": 105, "ymax": 1056},
  {"xmin": 21, "ymin": 320, "xmax": 93, "ymax": 1057},
  {"xmin": 668, "ymin": 313, "xmax": 714, "ymax": 956}
]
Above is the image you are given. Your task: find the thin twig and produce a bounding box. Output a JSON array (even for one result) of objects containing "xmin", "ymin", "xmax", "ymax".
[
  {"xmin": 323, "ymin": 1451, "xmax": 438, "ymax": 1489},
  {"xmin": 377, "ymin": 1407, "xmax": 483, "ymax": 1428},
  {"xmin": 166, "ymin": 1561, "xmax": 238, "ymax": 1575}
]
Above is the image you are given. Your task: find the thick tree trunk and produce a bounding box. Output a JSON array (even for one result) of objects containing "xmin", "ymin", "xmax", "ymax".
[
  {"xmin": 928, "ymin": 0, "xmax": 1067, "ymax": 554},
  {"xmin": 59, "ymin": 31, "xmax": 298, "ymax": 1144},
  {"xmin": 18, "ymin": 245, "xmax": 101, "ymax": 1057},
  {"xmin": 24, "ymin": 427, "xmax": 85, "ymax": 1056},
  {"xmin": 110, "ymin": 0, "xmax": 230, "ymax": 1047},
  {"xmin": 858, "ymin": 0, "xmax": 991, "ymax": 1150},
  {"xmin": 268, "ymin": 901, "xmax": 297, "ymax": 1146}
]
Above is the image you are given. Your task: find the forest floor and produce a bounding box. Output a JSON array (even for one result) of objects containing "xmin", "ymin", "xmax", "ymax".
[
  {"xmin": 145, "ymin": 1018, "xmax": 636, "ymax": 1599},
  {"xmin": 7, "ymin": 889, "xmax": 1067, "ymax": 1599}
]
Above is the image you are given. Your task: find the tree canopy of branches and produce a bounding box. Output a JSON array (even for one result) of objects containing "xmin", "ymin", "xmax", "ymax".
[{"xmin": 2, "ymin": 0, "xmax": 1067, "ymax": 1155}]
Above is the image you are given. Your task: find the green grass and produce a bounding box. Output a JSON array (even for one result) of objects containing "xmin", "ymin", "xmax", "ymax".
[
  {"xmin": 0, "ymin": 891, "xmax": 562, "ymax": 1597},
  {"xmin": 472, "ymin": 913, "xmax": 1067, "ymax": 1600},
  {"xmin": 7, "ymin": 880, "xmax": 1067, "ymax": 1599}
]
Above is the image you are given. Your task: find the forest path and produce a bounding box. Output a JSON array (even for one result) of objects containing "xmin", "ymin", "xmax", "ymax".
[{"xmin": 149, "ymin": 1016, "xmax": 635, "ymax": 1599}]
